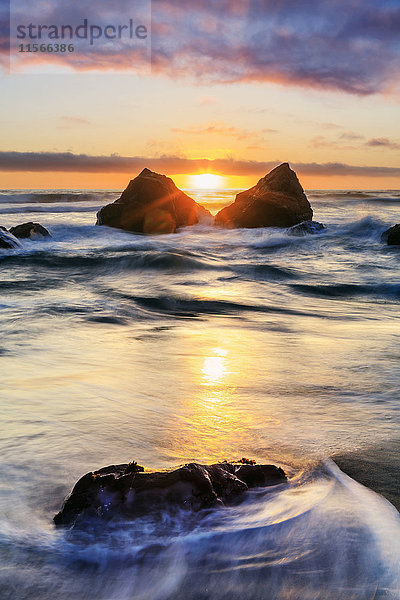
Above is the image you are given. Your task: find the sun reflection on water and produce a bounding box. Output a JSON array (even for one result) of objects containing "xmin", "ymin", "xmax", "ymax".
[
  {"xmin": 201, "ymin": 348, "xmax": 229, "ymax": 386},
  {"xmin": 180, "ymin": 344, "xmax": 255, "ymax": 458}
]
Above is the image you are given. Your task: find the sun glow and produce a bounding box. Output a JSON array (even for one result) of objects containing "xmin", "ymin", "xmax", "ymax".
[
  {"xmin": 189, "ymin": 173, "xmax": 226, "ymax": 189},
  {"xmin": 201, "ymin": 348, "xmax": 229, "ymax": 385}
]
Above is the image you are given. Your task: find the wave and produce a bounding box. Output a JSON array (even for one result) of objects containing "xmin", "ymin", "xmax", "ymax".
[
  {"xmin": 308, "ymin": 190, "xmax": 400, "ymax": 202},
  {"xmin": 1, "ymin": 461, "xmax": 399, "ymax": 600},
  {"xmin": 0, "ymin": 191, "xmax": 119, "ymax": 204},
  {"xmin": 291, "ymin": 281, "xmax": 400, "ymax": 301},
  {"xmin": 0, "ymin": 205, "xmax": 103, "ymax": 215},
  {"xmin": 0, "ymin": 248, "xmax": 222, "ymax": 274},
  {"xmin": 107, "ymin": 292, "xmax": 326, "ymax": 320},
  {"xmin": 331, "ymin": 216, "xmax": 388, "ymax": 241},
  {"xmin": 234, "ymin": 263, "xmax": 300, "ymax": 281}
]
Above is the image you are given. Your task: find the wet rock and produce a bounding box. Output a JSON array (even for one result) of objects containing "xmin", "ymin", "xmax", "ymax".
[
  {"xmin": 97, "ymin": 168, "xmax": 212, "ymax": 234},
  {"xmin": 0, "ymin": 229, "xmax": 21, "ymax": 249},
  {"xmin": 287, "ymin": 220, "xmax": 325, "ymax": 236},
  {"xmin": 54, "ymin": 460, "xmax": 287, "ymax": 526},
  {"xmin": 381, "ymin": 224, "xmax": 400, "ymax": 245},
  {"xmin": 9, "ymin": 222, "xmax": 51, "ymax": 239},
  {"xmin": 215, "ymin": 163, "xmax": 313, "ymax": 229}
]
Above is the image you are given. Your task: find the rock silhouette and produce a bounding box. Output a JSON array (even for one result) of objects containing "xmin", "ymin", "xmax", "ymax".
[
  {"xmin": 215, "ymin": 163, "xmax": 313, "ymax": 229},
  {"xmin": 9, "ymin": 222, "xmax": 50, "ymax": 239},
  {"xmin": 97, "ymin": 168, "xmax": 212, "ymax": 234},
  {"xmin": 54, "ymin": 459, "xmax": 287, "ymax": 526},
  {"xmin": 381, "ymin": 224, "xmax": 400, "ymax": 245}
]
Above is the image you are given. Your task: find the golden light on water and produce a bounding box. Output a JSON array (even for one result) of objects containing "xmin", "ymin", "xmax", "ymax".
[
  {"xmin": 189, "ymin": 173, "xmax": 226, "ymax": 189},
  {"xmin": 189, "ymin": 344, "xmax": 256, "ymax": 458},
  {"xmin": 201, "ymin": 348, "xmax": 229, "ymax": 385}
]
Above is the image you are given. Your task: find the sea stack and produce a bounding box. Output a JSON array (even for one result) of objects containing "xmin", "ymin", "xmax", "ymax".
[
  {"xmin": 97, "ymin": 168, "xmax": 212, "ymax": 234},
  {"xmin": 215, "ymin": 163, "xmax": 313, "ymax": 229}
]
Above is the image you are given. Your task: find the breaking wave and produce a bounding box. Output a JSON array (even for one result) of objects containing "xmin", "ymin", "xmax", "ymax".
[{"xmin": 1, "ymin": 461, "xmax": 399, "ymax": 600}]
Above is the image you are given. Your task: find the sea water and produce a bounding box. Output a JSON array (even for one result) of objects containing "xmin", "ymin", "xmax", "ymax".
[{"xmin": 0, "ymin": 188, "xmax": 399, "ymax": 599}]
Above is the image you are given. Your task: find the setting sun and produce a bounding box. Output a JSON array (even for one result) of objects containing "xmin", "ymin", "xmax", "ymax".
[{"xmin": 189, "ymin": 173, "xmax": 226, "ymax": 189}]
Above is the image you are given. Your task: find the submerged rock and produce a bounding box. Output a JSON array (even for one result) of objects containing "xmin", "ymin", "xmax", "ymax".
[
  {"xmin": 97, "ymin": 168, "xmax": 212, "ymax": 234},
  {"xmin": 287, "ymin": 220, "xmax": 325, "ymax": 236},
  {"xmin": 0, "ymin": 229, "xmax": 21, "ymax": 249},
  {"xmin": 381, "ymin": 224, "xmax": 400, "ymax": 245},
  {"xmin": 54, "ymin": 459, "xmax": 287, "ymax": 526},
  {"xmin": 215, "ymin": 163, "xmax": 313, "ymax": 229},
  {"xmin": 9, "ymin": 222, "xmax": 51, "ymax": 239}
]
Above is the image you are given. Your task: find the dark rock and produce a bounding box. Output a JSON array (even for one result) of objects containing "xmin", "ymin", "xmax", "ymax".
[
  {"xmin": 97, "ymin": 168, "xmax": 212, "ymax": 234},
  {"xmin": 54, "ymin": 459, "xmax": 287, "ymax": 526},
  {"xmin": 9, "ymin": 222, "xmax": 51, "ymax": 239},
  {"xmin": 0, "ymin": 229, "xmax": 21, "ymax": 249},
  {"xmin": 215, "ymin": 163, "xmax": 313, "ymax": 229},
  {"xmin": 287, "ymin": 220, "xmax": 325, "ymax": 236},
  {"xmin": 0, "ymin": 226, "xmax": 8, "ymax": 232},
  {"xmin": 381, "ymin": 224, "xmax": 400, "ymax": 245}
]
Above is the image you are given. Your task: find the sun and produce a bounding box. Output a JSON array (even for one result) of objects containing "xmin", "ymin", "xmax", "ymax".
[{"xmin": 189, "ymin": 173, "xmax": 226, "ymax": 189}]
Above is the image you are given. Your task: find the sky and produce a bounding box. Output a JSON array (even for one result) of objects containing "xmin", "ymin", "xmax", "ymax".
[{"xmin": 0, "ymin": 0, "xmax": 400, "ymax": 189}]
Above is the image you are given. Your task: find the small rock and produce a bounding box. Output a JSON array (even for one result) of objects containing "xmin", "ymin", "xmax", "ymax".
[
  {"xmin": 54, "ymin": 460, "xmax": 287, "ymax": 526},
  {"xmin": 9, "ymin": 222, "xmax": 51, "ymax": 239},
  {"xmin": 287, "ymin": 220, "xmax": 325, "ymax": 236}
]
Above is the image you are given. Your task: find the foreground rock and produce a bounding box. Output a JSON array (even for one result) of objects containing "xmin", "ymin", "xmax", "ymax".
[
  {"xmin": 215, "ymin": 163, "xmax": 313, "ymax": 229},
  {"xmin": 381, "ymin": 224, "xmax": 400, "ymax": 245},
  {"xmin": 97, "ymin": 168, "xmax": 212, "ymax": 234},
  {"xmin": 9, "ymin": 222, "xmax": 51, "ymax": 239},
  {"xmin": 54, "ymin": 459, "xmax": 287, "ymax": 526},
  {"xmin": 287, "ymin": 220, "xmax": 325, "ymax": 236},
  {"xmin": 0, "ymin": 229, "xmax": 21, "ymax": 249}
]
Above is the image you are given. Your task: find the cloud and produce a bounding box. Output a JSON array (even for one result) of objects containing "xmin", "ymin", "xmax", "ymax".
[
  {"xmin": 0, "ymin": 0, "xmax": 9, "ymax": 67},
  {"xmin": 58, "ymin": 116, "xmax": 92, "ymax": 127},
  {"xmin": 309, "ymin": 133, "xmax": 363, "ymax": 151},
  {"xmin": 339, "ymin": 132, "xmax": 365, "ymax": 142},
  {"xmin": 150, "ymin": 0, "xmax": 400, "ymax": 95},
  {"xmin": 196, "ymin": 96, "xmax": 218, "ymax": 106},
  {"xmin": 2, "ymin": 0, "xmax": 399, "ymax": 95},
  {"xmin": 366, "ymin": 137, "xmax": 400, "ymax": 150},
  {"xmin": 1, "ymin": 151, "xmax": 400, "ymax": 178},
  {"xmin": 310, "ymin": 130, "xmax": 400, "ymax": 153},
  {"xmin": 246, "ymin": 145, "xmax": 266, "ymax": 151},
  {"xmin": 171, "ymin": 122, "xmax": 276, "ymax": 141}
]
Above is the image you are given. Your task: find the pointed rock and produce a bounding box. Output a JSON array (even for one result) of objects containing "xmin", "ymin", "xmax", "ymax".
[
  {"xmin": 215, "ymin": 163, "xmax": 313, "ymax": 229},
  {"xmin": 97, "ymin": 169, "xmax": 212, "ymax": 234}
]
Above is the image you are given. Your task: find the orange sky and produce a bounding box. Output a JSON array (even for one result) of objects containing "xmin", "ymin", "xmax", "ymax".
[{"xmin": 1, "ymin": 170, "xmax": 400, "ymax": 191}]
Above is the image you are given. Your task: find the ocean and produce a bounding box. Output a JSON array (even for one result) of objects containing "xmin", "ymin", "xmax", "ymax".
[{"xmin": 0, "ymin": 188, "xmax": 399, "ymax": 599}]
